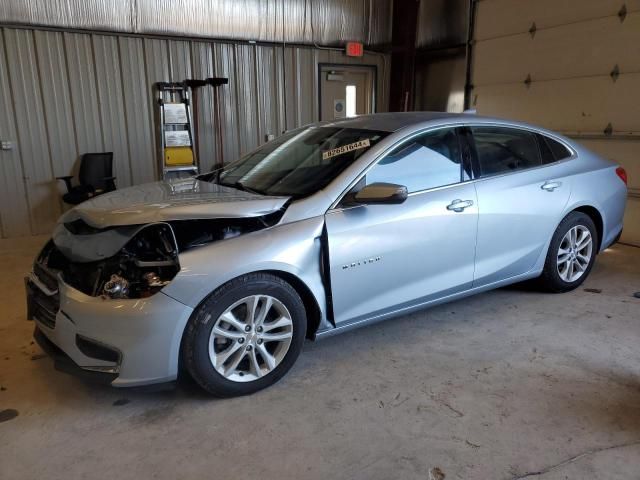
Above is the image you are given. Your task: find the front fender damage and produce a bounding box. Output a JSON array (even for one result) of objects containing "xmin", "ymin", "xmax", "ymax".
[{"xmin": 45, "ymin": 211, "xmax": 285, "ymax": 299}]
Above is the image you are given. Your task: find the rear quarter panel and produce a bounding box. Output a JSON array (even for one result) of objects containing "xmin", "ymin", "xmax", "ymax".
[{"xmin": 561, "ymin": 146, "xmax": 626, "ymax": 251}]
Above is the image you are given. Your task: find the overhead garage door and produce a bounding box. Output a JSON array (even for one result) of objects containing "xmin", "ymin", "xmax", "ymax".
[{"xmin": 471, "ymin": 0, "xmax": 640, "ymax": 246}]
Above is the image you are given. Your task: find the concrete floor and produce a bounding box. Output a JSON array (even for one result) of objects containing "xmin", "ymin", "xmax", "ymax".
[{"xmin": 1, "ymin": 235, "xmax": 640, "ymax": 480}]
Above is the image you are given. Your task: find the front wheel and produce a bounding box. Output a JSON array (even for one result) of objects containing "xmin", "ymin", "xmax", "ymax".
[
  {"xmin": 182, "ymin": 273, "xmax": 307, "ymax": 397},
  {"xmin": 538, "ymin": 212, "xmax": 598, "ymax": 292}
]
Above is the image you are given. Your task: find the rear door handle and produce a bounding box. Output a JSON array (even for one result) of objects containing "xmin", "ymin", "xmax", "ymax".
[
  {"xmin": 541, "ymin": 181, "xmax": 562, "ymax": 192},
  {"xmin": 447, "ymin": 199, "xmax": 474, "ymax": 212}
]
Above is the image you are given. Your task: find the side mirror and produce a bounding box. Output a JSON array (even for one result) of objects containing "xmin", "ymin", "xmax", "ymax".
[{"xmin": 354, "ymin": 182, "xmax": 408, "ymax": 205}]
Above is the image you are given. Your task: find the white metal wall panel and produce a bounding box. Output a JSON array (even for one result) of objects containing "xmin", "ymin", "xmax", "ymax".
[
  {"xmin": 168, "ymin": 40, "xmax": 192, "ymax": 82},
  {"xmin": 0, "ymin": 27, "xmax": 390, "ymax": 238},
  {"xmin": 273, "ymin": 45, "xmax": 287, "ymax": 136},
  {"xmin": 143, "ymin": 38, "xmax": 170, "ymax": 86},
  {"xmin": 283, "ymin": 46, "xmax": 298, "ymax": 131},
  {"xmin": 235, "ymin": 44, "xmax": 260, "ymax": 155},
  {"xmin": 118, "ymin": 36, "xmax": 156, "ymax": 184},
  {"xmin": 143, "ymin": 38, "xmax": 170, "ymax": 178},
  {"xmin": 92, "ymin": 34, "xmax": 132, "ymax": 187},
  {"xmin": 294, "ymin": 48, "xmax": 317, "ymax": 127},
  {"xmin": 0, "ymin": 31, "xmax": 31, "ymax": 237},
  {"xmin": 190, "ymin": 42, "xmax": 217, "ymax": 172},
  {"xmin": 3, "ymin": 28, "xmax": 58, "ymax": 234},
  {"xmin": 255, "ymin": 46, "xmax": 282, "ymax": 142},
  {"xmin": 214, "ymin": 42, "xmax": 241, "ymax": 164},
  {"xmin": 64, "ymin": 32, "xmax": 104, "ymax": 155},
  {"xmin": 33, "ymin": 30, "xmax": 77, "ymax": 196},
  {"xmin": 472, "ymin": 0, "xmax": 640, "ymax": 245},
  {"xmin": 282, "ymin": 46, "xmax": 318, "ymax": 131}
]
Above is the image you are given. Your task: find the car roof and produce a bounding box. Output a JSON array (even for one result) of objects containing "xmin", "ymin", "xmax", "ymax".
[
  {"xmin": 312, "ymin": 112, "xmax": 577, "ymax": 153},
  {"xmin": 320, "ymin": 111, "xmax": 505, "ymax": 133}
]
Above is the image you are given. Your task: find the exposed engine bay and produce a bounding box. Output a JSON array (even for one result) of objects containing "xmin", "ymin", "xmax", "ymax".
[{"xmin": 38, "ymin": 212, "xmax": 284, "ymax": 299}]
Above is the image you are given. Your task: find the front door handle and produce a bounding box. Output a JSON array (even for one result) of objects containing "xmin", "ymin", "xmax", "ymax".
[
  {"xmin": 541, "ymin": 181, "xmax": 562, "ymax": 192},
  {"xmin": 447, "ymin": 199, "xmax": 474, "ymax": 212}
]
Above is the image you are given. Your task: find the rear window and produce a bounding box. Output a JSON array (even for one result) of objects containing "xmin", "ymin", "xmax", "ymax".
[
  {"xmin": 540, "ymin": 134, "xmax": 572, "ymax": 163},
  {"xmin": 471, "ymin": 127, "xmax": 542, "ymax": 176}
]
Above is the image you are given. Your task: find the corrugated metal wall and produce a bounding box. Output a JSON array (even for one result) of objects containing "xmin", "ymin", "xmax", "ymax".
[
  {"xmin": 471, "ymin": 0, "xmax": 640, "ymax": 246},
  {"xmin": 0, "ymin": 0, "xmax": 393, "ymax": 47},
  {"xmin": 0, "ymin": 27, "xmax": 389, "ymax": 238}
]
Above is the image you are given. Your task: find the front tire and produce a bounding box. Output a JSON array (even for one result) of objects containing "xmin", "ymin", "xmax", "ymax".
[
  {"xmin": 182, "ymin": 273, "xmax": 307, "ymax": 397},
  {"xmin": 539, "ymin": 212, "xmax": 598, "ymax": 292}
]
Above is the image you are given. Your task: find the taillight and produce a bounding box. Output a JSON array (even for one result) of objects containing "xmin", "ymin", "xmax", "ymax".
[{"xmin": 615, "ymin": 167, "xmax": 628, "ymax": 186}]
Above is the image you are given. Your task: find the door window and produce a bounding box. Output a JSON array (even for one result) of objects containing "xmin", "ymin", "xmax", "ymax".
[
  {"xmin": 471, "ymin": 127, "xmax": 541, "ymax": 176},
  {"xmin": 365, "ymin": 128, "xmax": 465, "ymax": 193}
]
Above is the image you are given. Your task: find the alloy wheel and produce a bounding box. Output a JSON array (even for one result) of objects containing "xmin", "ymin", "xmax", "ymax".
[
  {"xmin": 557, "ymin": 225, "xmax": 593, "ymax": 283},
  {"xmin": 208, "ymin": 295, "xmax": 294, "ymax": 382}
]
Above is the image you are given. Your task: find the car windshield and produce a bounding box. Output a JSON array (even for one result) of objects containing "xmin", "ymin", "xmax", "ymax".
[{"xmin": 210, "ymin": 126, "xmax": 389, "ymax": 197}]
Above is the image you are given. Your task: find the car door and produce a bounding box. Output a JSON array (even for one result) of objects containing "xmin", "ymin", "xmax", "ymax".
[
  {"xmin": 468, "ymin": 125, "xmax": 572, "ymax": 286},
  {"xmin": 324, "ymin": 127, "xmax": 479, "ymax": 326}
]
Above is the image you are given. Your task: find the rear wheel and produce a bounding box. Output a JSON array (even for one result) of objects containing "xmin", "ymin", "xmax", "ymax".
[
  {"xmin": 539, "ymin": 212, "xmax": 598, "ymax": 292},
  {"xmin": 182, "ymin": 273, "xmax": 307, "ymax": 397}
]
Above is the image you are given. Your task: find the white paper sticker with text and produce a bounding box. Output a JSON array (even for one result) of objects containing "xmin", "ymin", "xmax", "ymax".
[{"xmin": 322, "ymin": 139, "xmax": 371, "ymax": 160}]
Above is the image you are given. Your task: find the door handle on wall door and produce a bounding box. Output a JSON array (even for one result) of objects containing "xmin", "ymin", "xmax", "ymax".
[
  {"xmin": 447, "ymin": 199, "xmax": 474, "ymax": 212},
  {"xmin": 541, "ymin": 181, "xmax": 561, "ymax": 191}
]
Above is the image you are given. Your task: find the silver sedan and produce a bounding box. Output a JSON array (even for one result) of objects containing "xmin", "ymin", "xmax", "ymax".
[{"xmin": 26, "ymin": 112, "xmax": 627, "ymax": 396}]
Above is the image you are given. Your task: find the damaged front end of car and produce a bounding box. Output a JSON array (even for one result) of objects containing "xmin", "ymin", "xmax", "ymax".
[
  {"xmin": 39, "ymin": 211, "xmax": 285, "ymax": 300},
  {"xmin": 41, "ymin": 222, "xmax": 179, "ymax": 299}
]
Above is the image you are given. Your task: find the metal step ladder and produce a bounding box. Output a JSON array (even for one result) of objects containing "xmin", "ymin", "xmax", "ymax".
[{"xmin": 156, "ymin": 82, "xmax": 198, "ymax": 180}]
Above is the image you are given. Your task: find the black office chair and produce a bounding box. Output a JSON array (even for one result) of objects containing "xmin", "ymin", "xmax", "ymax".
[{"xmin": 57, "ymin": 152, "xmax": 116, "ymax": 205}]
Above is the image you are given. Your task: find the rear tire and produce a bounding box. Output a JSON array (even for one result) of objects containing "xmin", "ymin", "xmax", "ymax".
[
  {"xmin": 538, "ymin": 212, "xmax": 598, "ymax": 293},
  {"xmin": 182, "ymin": 273, "xmax": 307, "ymax": 397}
]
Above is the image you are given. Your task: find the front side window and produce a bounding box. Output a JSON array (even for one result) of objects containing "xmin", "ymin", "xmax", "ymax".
[
  {"xmin": 365, "ymin": 128, "xmax": 465, "ymax": 193},
  {"xmin": 213, "ymin": 127, "xmax": 389, "ymax": 197},
  {"xmin": 471, "ymin": 126, "xmax": 541, "ymax": 176}
]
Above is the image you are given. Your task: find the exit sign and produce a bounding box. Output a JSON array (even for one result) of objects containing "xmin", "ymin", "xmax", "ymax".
[{"xmin": 345, "ymin": 42, "xmax": 364, "ymax": 57}]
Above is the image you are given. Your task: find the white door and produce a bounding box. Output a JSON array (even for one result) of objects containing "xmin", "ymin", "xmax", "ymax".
[{"xmin": 319, "ymin": 65, "xmax": 375, "ymax": 121}]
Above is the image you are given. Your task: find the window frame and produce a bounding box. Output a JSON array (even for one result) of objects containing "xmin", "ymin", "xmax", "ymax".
[
  {"xmin": 539, "ymin": 133, "xmax": 573, "ymax": 163},
  {"xmin": 333, "ymin": 126, "xmax": 473, "ymax": 209},
  {"xmin": 363, "ymin": 126, "xmax": 469, "ymax": 195},
  {"xmin": 329, "ymin": 123, "xmax": 576, "ymax": 211},
  {"xmin": 469, "ymin": 126, "xmax": 544, "ymax": 177},
  {"xmin": 466, "ymin": 124, "xmax": 577, "ymax": 180}
]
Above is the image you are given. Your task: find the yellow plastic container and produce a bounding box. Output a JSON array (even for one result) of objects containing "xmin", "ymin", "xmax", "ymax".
[{"xmin": 164, "ymin": 146, "xmax": 194, "ymax": 166}]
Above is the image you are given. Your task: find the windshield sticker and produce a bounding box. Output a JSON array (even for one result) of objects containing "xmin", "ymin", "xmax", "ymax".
[{"xmin": 322, "ymin": 139, "xmax": 371, "ymax": 160}]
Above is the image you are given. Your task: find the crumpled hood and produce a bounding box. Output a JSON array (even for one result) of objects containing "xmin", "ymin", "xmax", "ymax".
[{"xmin": 60, "ymin": 178, "xmax": 290, "ymax": 228}]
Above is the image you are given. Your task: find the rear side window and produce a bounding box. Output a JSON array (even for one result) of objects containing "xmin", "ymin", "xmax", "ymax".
[
  {"xmin": 471, "ymin": 127, "xmax": 541, "ymax": 176},
  {"xmin": 366, "ymin": 127, "xmax": 466, "ymax": 193},
  {"xmin": 539, "ymin": 134, "xmax": 572, "ymax": 163}
]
